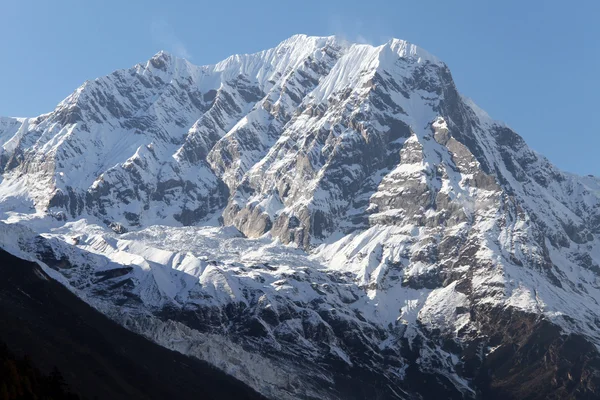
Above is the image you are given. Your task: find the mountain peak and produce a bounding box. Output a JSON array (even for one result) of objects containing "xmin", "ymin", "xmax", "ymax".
[
  {"xmin": 385, "ymin": 37, "xmax": 441, "ymax": 64},
  {"xmin": 153, "ymin": 49, "xmax": 172, "ymax": 58},
  {"xmin": 148, "ymin": 49, "xmax": 176, "ymax": 71},
  {"xmin": 274, "ymin": 34, "xmax": 441, "ymax": 64}
]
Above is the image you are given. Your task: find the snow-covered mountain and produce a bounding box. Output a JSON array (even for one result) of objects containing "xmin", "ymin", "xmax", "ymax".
[{"xmin": 1, "ymin": 34, "xmax": 600, "ymax": 399}]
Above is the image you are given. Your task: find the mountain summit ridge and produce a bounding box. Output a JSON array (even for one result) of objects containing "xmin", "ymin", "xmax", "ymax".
[{"xmin": 0, "ymin": 34, "xmax": 599, "ymax": 399}]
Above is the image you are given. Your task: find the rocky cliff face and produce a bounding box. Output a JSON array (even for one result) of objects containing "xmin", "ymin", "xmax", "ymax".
[{"xmin": 1, "ymin": 35, "xmax": 600, "ymax": 399}]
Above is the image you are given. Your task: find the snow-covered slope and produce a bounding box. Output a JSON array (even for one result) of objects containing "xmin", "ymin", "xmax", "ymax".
[{"xmin": 1, "ymin": 35, "xmax": 600, "ymax": 399}]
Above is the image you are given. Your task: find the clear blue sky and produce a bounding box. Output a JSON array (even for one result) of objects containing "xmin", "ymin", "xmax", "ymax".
[{"xmin": 1, "ymin": 0, "xmax": 598, "ymax": 175}]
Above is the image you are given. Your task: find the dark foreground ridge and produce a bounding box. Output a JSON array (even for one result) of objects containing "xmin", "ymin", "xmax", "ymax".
[
  {"xmin": 0, "ymin": 340, "xmax": 80, "ymax": 399},
  {"xmin": 0, "ymin": 248, "xmax": 266, "ymax": 400}
]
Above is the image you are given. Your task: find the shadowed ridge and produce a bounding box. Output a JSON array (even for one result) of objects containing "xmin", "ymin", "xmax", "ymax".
[{"xmin": 0, "ymin": 247, "xmax": 266, "ymax": 400}]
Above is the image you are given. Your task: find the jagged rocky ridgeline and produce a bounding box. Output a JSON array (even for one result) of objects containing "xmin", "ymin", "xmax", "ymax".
[{"xmin": 1, "ymin": 35, "xmax": 600, "ymax": 399}]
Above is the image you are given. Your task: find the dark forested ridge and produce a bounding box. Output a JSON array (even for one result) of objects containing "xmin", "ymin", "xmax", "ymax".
[
  {"xmin": 0, "ymin": 341, "xmax": 80, "ymax": 400},
  {"xmin": 0, "ymin": 248, "xmax": 266, "ymax": 400}
]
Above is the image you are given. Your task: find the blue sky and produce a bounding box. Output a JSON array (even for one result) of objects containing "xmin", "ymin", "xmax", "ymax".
[{"xmin": 1, "ymin": 0, "xmax": 598, "ymax": 175}]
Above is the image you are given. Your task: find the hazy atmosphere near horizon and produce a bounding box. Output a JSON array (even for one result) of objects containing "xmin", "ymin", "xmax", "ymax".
[{"xmin": 1, "ymin": 0, "xmax": 598, "ymax": 175}]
